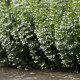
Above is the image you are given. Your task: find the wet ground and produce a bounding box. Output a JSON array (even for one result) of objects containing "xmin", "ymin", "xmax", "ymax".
[{"xmin": 0, "ymin": 67, "xmax": 80, "ymax": 80}]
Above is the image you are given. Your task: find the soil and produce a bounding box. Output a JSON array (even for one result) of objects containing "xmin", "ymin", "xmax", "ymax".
[{"xmin": 0, "ymin": 67, "xmax": 80, "ymax": 80}]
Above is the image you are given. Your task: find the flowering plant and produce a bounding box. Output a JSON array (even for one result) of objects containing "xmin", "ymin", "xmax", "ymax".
[{"xmin": 0, "ymin": 0, "xmax": 80, "ymax": 72}]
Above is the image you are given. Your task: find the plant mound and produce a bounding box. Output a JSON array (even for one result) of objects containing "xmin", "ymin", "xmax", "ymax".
[{"xmin": 0, "ymin": 0, "xmax": 80, "ymax": 72}]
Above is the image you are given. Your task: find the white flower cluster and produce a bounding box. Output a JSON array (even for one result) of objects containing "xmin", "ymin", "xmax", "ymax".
[
  {"xmin": 55, "ymin": 0, "xmax": 80, "ymax": 68},
  {"xmin": 0, "ymin": 0, "xmax": 80, "ymax": 70}
]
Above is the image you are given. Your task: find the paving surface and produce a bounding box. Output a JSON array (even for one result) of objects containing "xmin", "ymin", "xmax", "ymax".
[{"xmin": 0, "ymin": 67, "xmax": 80, "ymax": 80}]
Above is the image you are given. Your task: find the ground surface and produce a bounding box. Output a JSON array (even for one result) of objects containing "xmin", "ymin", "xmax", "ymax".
[{"xmin": 0, "ymin": 67, "xmax": 80, "ymax": 80}]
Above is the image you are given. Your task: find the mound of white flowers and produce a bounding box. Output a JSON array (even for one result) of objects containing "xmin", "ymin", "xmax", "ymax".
[{"xmin": 0, "ymin": 0, "xmax": 80, "ymax": 72}]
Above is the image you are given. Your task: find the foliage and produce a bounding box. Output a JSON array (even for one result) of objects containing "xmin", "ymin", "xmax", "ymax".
[
  {"xmin": 55, "ymin": 0, "xmax": 80, "ymax": 71},
  {"xmin": 0, "ymin": 0, "xmax": 80, "ymax": 72}
]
